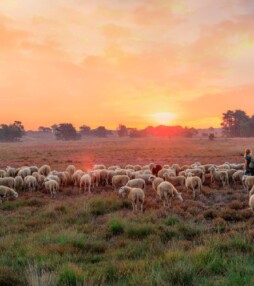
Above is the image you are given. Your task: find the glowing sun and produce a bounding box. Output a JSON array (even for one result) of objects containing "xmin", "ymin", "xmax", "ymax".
[{"xmin": 153, "ymin": 112, "xmax": 176, "ymax": 125}]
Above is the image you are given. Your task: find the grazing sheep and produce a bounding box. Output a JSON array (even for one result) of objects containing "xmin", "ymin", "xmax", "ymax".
[
  {"xmin": 158, "ymin": 168, "xmax": 175, "ymax": 179},
  {"xmin": 107, "ymin": 170, "xmax": 116, "ymax": 185},
  {"xmin": 249, "ymin": 185, "xmax": 254, "ymax": 197},
  {"xmin": 89, "ymin": 170, "xmax": 101, "ymax": 188},
  {"xmin": 112, "ymin": 175, "xmax": 129, "ymax": 190},
  {"xmin": 232, "ymin": 170, "xmax": 244, "ymax": 186},
  {"xmin": 58, "ymin": 172, "xmax": 68, "ymax": 187},
  {"xmin": 216, "ymin": 164, "xmax": 230, "ymax": 170},
  {"xmin": 149, "ymin": 176, "xmax": 164, "ymax": 192},
  {"xmin": 0, "ymin": 169, "xmax": 6, "ymax": 178},
  {"xmin": 14, "ymin": 176, "xmax": 24, "ymax": 191},
  {"xmin": 209, "ymin": 167, "xmax": 228, "ymax": 187},
  {"xmin": 38, "ymin": 165, "xmax": 51, "ymax": 177},
  {"xmin": 164, "ymin": 173, "xmax": 186, "ymax": 189},
  {"xmin": 126, "ymin": 178, "xmax": 146, "ymax": 190},
  {"xmin": 125, "ymin": 164, "xmax": 134, "ymax": 170},
  {"xmin": 185, "ymin": 169, "xmax": 205, "ymax": 183},
  {"xmin": 93, "ymin": 164, "xmax": 106, "ymax": 170},
  {"xmin": 66, "ymin": 165, "xmax": 76, "ymax": 175},
  {"xmin": 0, "ymin": 177, "xmax": 15, "ymax": 189},
  {"xmin": 119, "ymin": 186, "xmax": 145, "ymax": 212},
  {"xmin": 99, "ymin": 169, "xmax": 108, "ymax": 186},
  {"xmin": 72, "ymin": 170, "xmax": 85, "ymax": 186},
  {"xmin": 135, "ymin": 173, "xmax": 155, "ymax": 185},
  {"xmin": 6, "ymin": 167, "xmax": 16, "ymax": 177},
  {"xmin": 185, "ymin": 173, "xmax": 202, "ymax": 199},
  {"xmin": 0, "ymin": 186, "xmax": 18, "ymax": 200},
  {"xmin": 80, "ymin": 174, "xmax": 92, "ymax": 193},
  {"xmin": 24, "ymin": 176, "xmax": 37, "ymax": 192},
  {"xmin": 242, "ymin": 176, "xmax": 254, "ymax": 192},
  {"xmin": 44, "ymin": 180, "xmax": 59, "ymax": 198},
  {"xmin": 45, "ymin": 175, "xmax": 60, "ymax": 185},
  {"xmin": 157, "ymin": 181, "xmax": 183, "ymax": 208},
  {"xmin": 171, "ymin": 164, "xmax": 180, "ymax": 175},
  {"xmin": 29, "ymin": 166, "xmax": 38, "ymax": 174},
  {"xmin": 108, "ymin": 166, "xmax": 120, "ymax": 171},
  {"xmin": 134, "ymin": 165, "xmax": 142, "ymax": 171},
  {"xmin": 18, "ymin": 167, "xmax": 31, "ymax": 179},
  {"xmin": 249, "ymin": 194, "xmax": 254, "ymax": 212},
  {"xmin": 115, "ymin": 169, "xmax": 128, "ymax": 176}
]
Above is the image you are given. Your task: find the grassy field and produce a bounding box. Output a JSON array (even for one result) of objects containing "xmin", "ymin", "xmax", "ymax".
[{"xmin": 0, "ymin": 137, "xmax": 254, "ymax": 286}]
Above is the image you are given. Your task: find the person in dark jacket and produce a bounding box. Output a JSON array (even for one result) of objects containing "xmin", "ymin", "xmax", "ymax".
[{"xmin": 244, "ymin": 148, "xmax": 254, "ymax": 175}]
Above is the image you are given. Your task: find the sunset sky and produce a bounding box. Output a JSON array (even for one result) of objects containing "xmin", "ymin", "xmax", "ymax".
[{"xmin": 0, "ymin": 0, "xmax": 254, "ymax": 130}]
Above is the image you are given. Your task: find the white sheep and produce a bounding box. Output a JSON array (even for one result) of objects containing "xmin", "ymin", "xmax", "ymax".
[
  {"xmin": 232, "ymin": 170, "xmax": 244, "ymax": 186},
  {"xmin": 29, "ymin": 166, "xmax": 38, "ymax": 174},
  {"xmin": 112, "ymin": 175, "xmax": 129, "ymax": 190},
  {"xmin": 157, "ymin": 181, "xmax": 183, "ymax": 208},
  {"xmin": 126, "ymin": 178, "xmax": 146, "ymax": 190},
  {"xmin": 0, "ymin": 186, "xmax": 18, "ymax": 200},
  {"xmin": 209, "ymin": 167, "xmax": 228, "ymax": 187},
  {"xmin": 164, "ymin": 173, "xmax": 186, "ymax": 189},
  {"xmin": 72, "ymin": 170, "xmax": 85, "ymax": 186},
  {"xmin": 185, "ymin": 168, "xmax": 205, "ymax": 183},
  {"xmin": 18, "ymin": 167, "xmax": 31, "ymax": 179},
  {"xmin": 89, "ymin": 170, "xmax": 100, "ymax": 188},
  {"xmin": 134, "ymin": 165, "xmax": 142, "ymax": 171},
  {"xmin": 38, "ymin": 165, "xmax": 51, "ymax": 177},
  {"xmin": 185, "ymin": 173, "xmax": 202, "ymax": 199},
  {"xmin": 0, "ymin": 169, "xmax": 6, "ymax": 178},
  {"xmin": 24, "ymin": 176, "xmax": 37, "ymax": 192},
  {"xmin": 148, "ymin": 176, "xmax": 164, "ymax": 192},
  {"xmin": 6, "ymin": 167, "xmax": 16, "ymax": 177},
  {"xmin": 80, "ymin": 174, "xmax": 92, "ymax": 193},
  {"xmin": 44, "ymin": 180, "xmax": 59, "ymax": 198},
  {"xmin": 93, "ymin": 164, "xmax": 106, "ymax": 170},
  {"xmin": 108, "ymin": 166, "xmax": 120, "ymax": 171},
  {"xmin": 99, "ymin": 169, "xmax": 108, "ymax": 186},
  {"xmin": 14, "ymin": 176, "xmax": 24, "ymax": 192},
  {"xmin": 0, "ymin": 177, "xmax": 15, "ymax": 189},
  {"xmin": 119, "ymin": 186, "xmax": 145, "ymax": 212},
  {"xmin": 242, "ymin": 176, "xmax": 254, "ymax": 192},
  {"xmin": 135, "ymin": 173, "xmax": 155, "ymax": 185},
  {"xmin": 66, "ymin": 165, "xmax": 76, "ymax": 175}
]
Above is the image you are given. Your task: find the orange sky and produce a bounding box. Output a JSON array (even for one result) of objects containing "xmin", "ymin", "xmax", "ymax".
[{"xmin": 0, "ymin": 0, "xmax": 254, "ymax": 130}]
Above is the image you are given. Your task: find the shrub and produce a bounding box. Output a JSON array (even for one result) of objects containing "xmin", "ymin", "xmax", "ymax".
[
  {"xmin": 126, "ymin": 223, "xmax": 155, "ymax": 239},
  {"xmin": 89, "ymin": 198, "xmax": 122, "ymax": 216},
  {"xmin": 0, "ymin": 265, "xmax": 22, "ymax": 286},
  {"xmin": 108, "ymin": 218, "xmax": 124, "ymax": 235},
  {"xmin": 228, "ymin": 200, "xmax": 243, "ymax": 210},
  {"xmin": 57, "ymin": 264, "xmax": 84, "ymax": 286},
  {"xmin": 27, "ymin": 198, "xmax": 45, "ymax": 208},
  {"xmin": 165, "ymin": 216, "xmax": 180, "ymax": 226}
]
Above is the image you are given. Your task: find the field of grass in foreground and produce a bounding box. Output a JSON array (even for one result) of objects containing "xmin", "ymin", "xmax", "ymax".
[
  {"xmin": 0, "ymin": 137, "xmax": 254, "ymax": 285},
  {"xmin": 0, "ymin": 190, "xmax": 254, "ymax": 286}
]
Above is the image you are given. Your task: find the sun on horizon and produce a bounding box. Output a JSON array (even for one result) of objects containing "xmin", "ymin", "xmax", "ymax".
[{"xmin": 152, "ymin": 112, "xmax": 176, "ymax": 125}]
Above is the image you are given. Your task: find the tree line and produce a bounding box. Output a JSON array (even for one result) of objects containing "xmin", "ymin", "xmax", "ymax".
[{"xmin": 1, "ymin": 109, "xmax": 253, "ymax": 142}]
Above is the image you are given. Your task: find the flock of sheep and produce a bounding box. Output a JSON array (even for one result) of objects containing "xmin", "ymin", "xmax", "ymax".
[{"xmin": 1, "ymin": 162, "xmax": 254, "ymax": 213}]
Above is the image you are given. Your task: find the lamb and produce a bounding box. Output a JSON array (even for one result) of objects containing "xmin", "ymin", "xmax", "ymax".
[
  {"xmin": 80, "ymin": 174, "xmax": 92, "ymax": 193},
  {"xmin": 126, "ymin": 178, "xmax": 146, "ymax": 190},
  {"xmin": 164, "ymin": 173, "xmax": 186, "ymax": 189},
  {"xmin": 242, "ymin": 176, "xmax": 254, "ymax": 192},
  {"xmin": 14, "ymin": 176, "xmax": 24, "ymax": 191},
  {"xmin": 0, "ymin": 186, "xmax": 18, "ymax": 200},
  {"xmin": 112, "ymin": 175, "xmax": 129, "ymax": 190},
  {"xmin": 24, "ymin": 176, "xmax": 37, "ymax": 192},
  {"xmin": 44, "ymin": 180, "xmax": 59, "ymax": 198},
  {"xmin": 209, "ymin": 167, "xmax": 228, "ymax": 187},
  {"xmin": 119, "ymin": 186, "xmax": 145, "ymax": 212},
  {"xmin": 0, "ymin": 169, "xmax": 6, "ymax": 178},
  {"xmin": 0, "ymin": 177, "xmax": 15, "ymax": 189},
  {"xmin": 38, "ymin": 165, "xmax": 51, "ymax": 177},
  {"xmin": 185, "ymin": 173, "xmax": 202, "ymax": 198},
  {"xmin": 18, "ymin": 167, "xmax": 31, "ymax": 179},
  {"xmin": 157, "ymin": 181, "xmax": 183, "ymax": 208},
  {"xmin": 148, "ymin": 176, "xmax": 164, "ymax": 192},
  {"xmin": 66, "ymin": 165, "xmax": 76, "ymax": 175}
]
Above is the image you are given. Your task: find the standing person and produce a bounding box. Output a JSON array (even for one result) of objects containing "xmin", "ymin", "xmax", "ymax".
[{"xmin": 244, "ymin": 148, "xmax": 254, "ymax": 175}]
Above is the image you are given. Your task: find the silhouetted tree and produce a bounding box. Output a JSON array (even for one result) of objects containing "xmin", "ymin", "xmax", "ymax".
[
  {"xmin": 92, "ymin": 126, "xmax": 109, "ymax": 137},
  {"xmin": 38, "ymin": 126, "xmax": 52, "ymax": 133},
  {"xmin": 53, "ymin": 123, "xmax": 81, "ymax": 141},
  {"xmin": 117, "ymin": 124, "xmax": 128, "ymax": 137},
  {"xmin": 80, "ymin": 125, "xmax": 91, "ymax": 136},
  {"xmin": 183, "ymin": 127, "xmax": 198, "ymax": 138},
  {"xmin": 0, "ymin": 121, "xmax": 25, "ymax": 142},
  {"xmin": 208, "ymin": 133, "xmax": 215, "ymax": 141}
]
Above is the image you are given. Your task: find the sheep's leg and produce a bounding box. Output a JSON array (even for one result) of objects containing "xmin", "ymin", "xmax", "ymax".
[
  {"xmin": 141, "ymin": 203, "xmax": 144, "ymax": 213},
  {"xmin": 132, "ymin": 202, "xmax": 135, "ymax": 212}
]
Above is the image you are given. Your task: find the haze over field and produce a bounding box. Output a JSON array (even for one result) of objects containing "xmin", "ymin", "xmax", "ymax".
[{"xmin": 1, "ymin": 0, "xmax": 254, "ymax": 129}]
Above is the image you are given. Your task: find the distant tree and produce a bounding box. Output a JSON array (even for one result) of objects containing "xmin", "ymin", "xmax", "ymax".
[
  {"xmin": 92, "ymin": 126, "xmax": 108, "ymax": 137},
  {"xmin": 38, "ymin": 126, "xmax": 52, "ymax": 133},
  {"xmin": 0, "ymin": 121, "xmax": 25, "ymax": 142},
  {"xmin": 208, "ymin": 133, "xmax": 215, "ymax": 141},
  {"xmin": 53, "ymin": 123, "xmax": 81, "ymax": 141},
  {"xmin": 79, "ymin": 125, "xmax": 91, "ymax": 136},
  {"xmin": 183, "ymin": 127, "xmax": 198, "ymax": 138},
  {"xmin": 117, "ymin": 124, "xmax": 128, "ymax": 137},
  {"xmin": 129, "ymin": 128, "xmax": 144, "ymax": 138}
]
